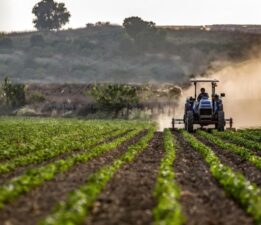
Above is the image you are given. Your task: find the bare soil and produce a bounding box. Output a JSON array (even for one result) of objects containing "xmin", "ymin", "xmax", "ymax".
[
  {"xmin": 173, "ymin": 131, "xmax": 254, "ymax": 225},
  {"xmin": 0, "ymin": 130, "xmax": 146, "ymax": 225},
  {"xmin": 84, "ymin": 132, "xmax": 164, "ymax": 225}
]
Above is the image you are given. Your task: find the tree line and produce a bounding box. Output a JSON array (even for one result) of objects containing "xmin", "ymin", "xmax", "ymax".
[{"xmin": 32, "ymin": 0, "xmax": 166, "ymax": 49}]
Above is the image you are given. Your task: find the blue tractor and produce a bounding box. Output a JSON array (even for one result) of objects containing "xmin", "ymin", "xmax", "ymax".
[{"xmin": 172, "ymin": 79, "xmax": 233, "ymax": 132}]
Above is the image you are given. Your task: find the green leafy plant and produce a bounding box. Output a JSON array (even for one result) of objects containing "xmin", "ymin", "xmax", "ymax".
[
  {"xmin": 1, "ymin": 77, "xmax": 26, "ymax": 107},
  {"xmin": 88, "ymin": 84, "xmax": 139, "ymax": 115},
  {"xmin": 237, "ymin": 131, "xmax": 261, "ymax": 142},
  {"xmin": 38, "ymin": 128, "xmax": 155, "ymax": 225},
  {"xmin": 212, "ymin": 130, "xmax": 261, "ymax": 151},
  {"xmin": 197, "ymin": 130, "xmax": 261, "ymax": 170},
  {"xmin": 0, "ymin": 119, "xmax": 151, "ymax": 208},
  {"xmin": 153, "ymin": 129, "xmax": 185, "ymax": 225},
  {"xmin": 0, "ymin": 129, "xmax": 130, "ymax": 174},
  {"xmin": 181, "ymin": 130, "xmax": 261, "ymax": 224}
]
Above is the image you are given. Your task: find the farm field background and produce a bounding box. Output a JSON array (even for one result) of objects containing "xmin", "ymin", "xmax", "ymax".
[{"xmin": 0, "ymin": 117, "xmax": 260, "ymax": 225}]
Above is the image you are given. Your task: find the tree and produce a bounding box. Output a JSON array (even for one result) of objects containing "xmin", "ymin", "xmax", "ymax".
[
  {"xmin": 32, "ymin": 0, "xmax": 71, "ymax": 31},
  {"xmin": 123, "ymin": 17, "xmax": 155, "ymax": 39},
  {"xmin": 88, "ymin": 84, "xmax": 139, "ymax": 116},
  {"xmin": 123, "ymin": 17, "xmax": 166, "ymax": 50},
  {"xmin": 1, "ymin": 77, "xmax": 26, "ymax": 107}
]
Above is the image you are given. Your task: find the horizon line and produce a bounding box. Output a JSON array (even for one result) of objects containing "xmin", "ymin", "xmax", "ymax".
[{"xmin": 2, "ymin": 23, "xmax": 261, "ymax": 34}]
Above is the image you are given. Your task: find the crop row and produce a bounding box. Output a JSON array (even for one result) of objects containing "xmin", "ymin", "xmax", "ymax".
[
  {"xmin": 0, "ymin": 128, "xmax": 144, "ymax": 209},
  {"xmin": 238, "ymin": 128, "xmax": 261, "ymax": 134},
  {"xmin": 0, "ymin": 119, "xmax": 137, "ymax": 160},
  {"xmin": 0, "ymin": 119, "xmax": 91, "ymax": 148},
  {"xmin": 197, "ymin": 130, "xmax": 261, "ymax": 170},
  {"xmin": 0, "ymin": 128, "xmax": 130, "ymax": 174},
  {"xmin": 153, "ymin": 129, "xmax": 184, "ymax": 225},
  {"xmin": 237, "ymin": 130, "xmax": 261, "ymax": 143},
  {"xmin": 38, "ymin": 128, "xmax": 155, "ymax": 225},
  {"xmin": 181, "ymin": 130, "xmax": 261, "ymax": 223},
  {"xmin": 212, "ymin": 130, "xmax": 261, "ymax": 152},
  {"xmin": 0, "ymin": 127, "xmax": 109, "ymax": 160}
]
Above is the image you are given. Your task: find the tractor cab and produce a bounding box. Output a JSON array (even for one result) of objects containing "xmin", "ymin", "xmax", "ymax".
[{"xmin": 172, "ymin": 79, "xmax": 233, "ymax": 132}]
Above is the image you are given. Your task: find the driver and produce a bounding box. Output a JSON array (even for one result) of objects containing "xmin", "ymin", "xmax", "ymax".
[{"xmin": 197, "ymin": 88, "xmax": 209, "ymax": 101}]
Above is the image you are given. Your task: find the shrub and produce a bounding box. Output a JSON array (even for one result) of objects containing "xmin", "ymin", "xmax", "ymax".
[
  {"xmin": 87, "ymin": 84, "xmax": 139, "ymax": 114},
  {"xmin": 0, "ymin": 37, "xmax": 13, "ymax": 48},
  {"xmin": 1, "ymin": 77, "xmax": 26, "ymax": 107},
  {"xmin": 30, "ymin": 34, "xmax": 44, "ymax": 46},
  {"xmin": 28, "ymin": 92, "xmax": 46, "ymax": 104}
]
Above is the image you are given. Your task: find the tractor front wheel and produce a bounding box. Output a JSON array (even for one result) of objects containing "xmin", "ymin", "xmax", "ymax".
[
  {"xmin": 185, "ymin": 111, "xmax": 194, "ymax": 133},
  {"xmin": 217, "ymin": 111, "xmax": 225, "ymax": 131}
]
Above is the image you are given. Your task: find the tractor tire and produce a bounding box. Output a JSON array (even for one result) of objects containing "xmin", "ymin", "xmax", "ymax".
[
  {"xmin": 185, "ymin": 111, "xmax": 194, "ymax": 133},
  {"xmin": 217, "ymin": 111, "xmax": 225, "ymax": 131}
]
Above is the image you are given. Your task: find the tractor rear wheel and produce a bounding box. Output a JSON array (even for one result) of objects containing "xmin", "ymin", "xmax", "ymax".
[
  {"xmin": 217, "ymin": 111, "xmax": 225, "ymax": 131},
  {"xmin": 185, "ymin": 111, "xmax": 194, "ymax": 133}
]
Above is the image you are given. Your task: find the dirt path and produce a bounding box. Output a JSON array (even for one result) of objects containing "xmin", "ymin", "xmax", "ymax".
[
  {"xmin": 0, "ymin": 130, "xmax": 146, "ymax": 225},
  {"xmin": 0, "ymin": 130, "xmax": 132, "ymax": 185},
  {"xmin": 174, "ymin": 131, "xmax": 254, "ymax": 225},
  {"xmin": 84, "ymin": 132, "xmax": 164, "ymax": 225},
  {"xmin": 196, "ymin": 135, "xmax": 261, "ymax": 187}
]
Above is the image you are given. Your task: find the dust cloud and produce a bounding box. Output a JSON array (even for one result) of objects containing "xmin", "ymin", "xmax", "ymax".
[
  {"xmin": 211, "ymin": 58, "xmax": 261, "ymax": 128},
  {"xmin": 157, "ymin": 57, "xmax": 261, "ymax": 130},
  {"xmin": 156, "ymin": 109, "xmax": 173, "ymax": 131}
]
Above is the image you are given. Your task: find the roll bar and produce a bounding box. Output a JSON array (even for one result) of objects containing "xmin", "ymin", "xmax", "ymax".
[{"xmin": 190, "ymin": 79, "xmax": 219, "ymax": 99}]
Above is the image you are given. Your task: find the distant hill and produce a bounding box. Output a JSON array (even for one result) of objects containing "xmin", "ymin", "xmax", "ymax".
[
  {"xmin": 161, "ymin": 24, "xmax": 261, "ymax": 34},
  {"xmin": 0, "ymin": 24, "xmax": 260, "ymax": 84}
]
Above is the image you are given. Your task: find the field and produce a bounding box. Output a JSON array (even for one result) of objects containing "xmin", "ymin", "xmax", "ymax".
[{"xmin": 0, "ymin": 117, "xmax": 260, "ymax": 225}]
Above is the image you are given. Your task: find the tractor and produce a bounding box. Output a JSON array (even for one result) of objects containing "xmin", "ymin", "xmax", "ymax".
[{"xmin": 172, "ymin": 79, "xmax": 233, "ymax": 132}]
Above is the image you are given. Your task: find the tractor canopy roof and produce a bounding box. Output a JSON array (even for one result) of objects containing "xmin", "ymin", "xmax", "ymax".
[{"xmin": 190, "ymin": 78, "xmax": 219, "ymax": 83}]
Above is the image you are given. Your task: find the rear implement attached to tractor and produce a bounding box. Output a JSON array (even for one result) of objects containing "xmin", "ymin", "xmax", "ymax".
[{"xmin": 172, "ymin": 79, "xmax": 233, "ymax": 132}]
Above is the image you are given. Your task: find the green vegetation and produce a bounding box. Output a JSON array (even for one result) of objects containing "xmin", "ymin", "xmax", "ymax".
[
  {"xmin": 181, "ymin": 130, "xmax": 261, "ymax": 223},
  {"xmin": 123, "ymin": 17, "xmax": 166, "ymax": 50},
  {"xmin": 32, "ymin": 0, "xmax": 71, "ymax": 31},
  {"xmin": 0, "ymin": 123, "xmax": 146, "ymax": 208},
  {"xmin": 1, "ymin": 77, "xmax": 26, "ymax": 107},
  {"xmin": 0, "ymin": 118, "xmax": 261, "ymax": 224},
  {"xmin": 237, "ymin": 130, "xmax": 261, "ymax": 142},
  {"xmin": 0, "ymin": 118, "xmax": 129, "ymax": 160},
  {"xmin": 30, "ymin": 34, "xmax": 45, "ymax": 46},
  {"xmin": 27, "ymin": 91, "xmax": 46, "ymax": 103},
  {"xmin": 0, "ymin": 37, "xmax": 13, "ymax": 48},
  {"xmin": 38, "ymin": 128, "xmax": 155, "ymax": 225},
  {"xmin": 1, "ymin": 23, "xmax": 260, "ymax": 83},
  {"xmin": 212, "ymin": 130, "xmax": 261, "ymax": 151},
  {"xmin": 88, "ymin": 84, "xmax": 139, "ymax": 113},
  {"xmin": 0, "ymin": 129, "xmax": 129, "ymax": 174},
  {"xmin": 153, "ymin": 129, "xmax": 184, "ymax": 225},
  {"xmin": 197, "ymin": 130, "xmax": 261, "ymax": 170}
]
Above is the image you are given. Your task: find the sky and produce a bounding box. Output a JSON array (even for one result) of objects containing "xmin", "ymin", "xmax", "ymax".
[{"xmin": 0, "ymin": 0, "xmax": 261, "ymax": 32}]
